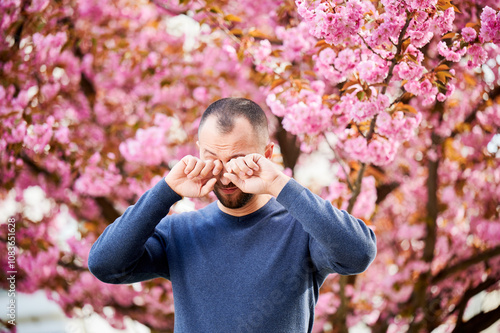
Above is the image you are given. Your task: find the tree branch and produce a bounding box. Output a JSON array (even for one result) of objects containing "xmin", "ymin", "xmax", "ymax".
[
  {"xmin": 323, "ymin": 132, "xmax": 354, "ymax": 191},
  {"xmin": 432, "ymin": 245, "xmax": 500, "ymax": 284},
  {"xmin": 454, "ymin": 278, "xmax": 499, "ymax": 323},
  {"xmin": 453, "ymin": 304, "xmax": 500, "ymax": 333},
  {"xmin": 274, "ymin": 117, "xmax": 301, "ymax": 172},
  {"xmin": 20, "ymin": 152, "xmax": 121, "ymax": 225}
]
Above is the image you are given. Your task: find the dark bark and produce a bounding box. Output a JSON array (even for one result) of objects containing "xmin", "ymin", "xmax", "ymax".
[
  {"xmin": 453, "ymin": 304, "xmax": 500, "ymax": 333},
  {"xmin": 274, "ymin": 117, "xmax": 301, "ymax": 172},
  {"xmin": 432, "ymin": 246, "xmax": 500, "ymax": 284}
]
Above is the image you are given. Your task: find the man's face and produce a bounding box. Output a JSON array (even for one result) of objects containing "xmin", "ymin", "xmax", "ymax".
[{"xmin": 198, "ymin": 116, "xmax": 265, "ymax": 209}]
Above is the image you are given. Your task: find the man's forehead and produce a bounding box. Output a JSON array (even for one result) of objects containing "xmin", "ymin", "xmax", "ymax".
[{"xmin": 199, "ymin": 115, "xmax": 254, "ymax": 138}]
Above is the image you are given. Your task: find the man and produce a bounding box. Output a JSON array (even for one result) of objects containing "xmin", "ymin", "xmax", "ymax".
[{"xmin": 88, "ymin": 97, "xmax": 377, "ymax": 332}]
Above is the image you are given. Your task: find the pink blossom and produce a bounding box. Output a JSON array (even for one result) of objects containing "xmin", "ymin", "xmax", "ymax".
[
  {"xmin": 276, "ymin": 22, "xmax": 316, "ymax": 62},
  {"xmin": 32, "ymin": 31, "xmax": 68, "ymax": 65},
  {"xmin": 404, "ymin": 79, "xmax": 438, "ymax": 105},
  {"xmin": 461, "ymin": 27, "xmax": 477, "ymax": 43},
  {"xmin": 405, "ymin": 0, "xmax": 437, "ymax": 11},
  {"xmin": 367, "ymin": 137, "xmax": 398, "ymax": 165},
  {"xmin": 23, "ymin": 116, "xmax": 55, "ymax": 153},
  {"xmin": 6, "ymin": 120, "xmax": 27, "ymax": 143},
  {"xmin": 377, "ymin": 110, "xmax": 422, "ymax": 141},
  {"xmin": 344, "ymin": 136, "xmax": 368, "ymax": 161},
  {"xmin": 193, "ymin": 87, "xmax": 209, "ymax": 103},
  {"xmin": 325, "ymin": 179, "xmax": 349, "ymax": 205},
  {"xmin": 352, "ymin": 94, "xmax": 390, "ymax": 122},
  {"xmin": 407, "ymin": 12, "xmax": 434, "ymax": 48},
  {"xmin": 471, "ymin": 218, "xmax": 500, "ymax": 245},
  {"xmin": 251, "ymin": 39, "xmax": 275, "ymax": 74},
  {"xmin": 74, "ymin": 163, "xmax": 122, "ymax": 197},
  {"xmin": 295, "ymin": 0, "xmax": 367, "ymax": 45},
  {"xmin": 405, "ymin": 44, "xmax": 424, "ymax": 63},
  {"xmin": 480, "ymin": 6, "xmax": 500, "ymax": 44},
  {"xmin": 357, "ymin": 59, "xmax": 389, "ymax": 84},
  {"xmin": 477, "ymin": 105, "xmax": 500, "ymax": 127},
  {"xmin": 334, "ymin": 48, "xmax": 357, "ymax": 73},
  {"xmin": 266, "ymin": 93, "xmax": 286, "ymax": 117},
  {"xmin": 466, "ymin": 44, "xmax": 488, "ymax": 69},
  {"xmin": 368, "ymin": 13, "xmax": 405, "ymax": 47},
  {"xmin": 41, "ymin": 83, "xmax": 61, "ymax": 101},
  {"xmin": 119, "ymin": 125, "xmax": 169, "ymax": 166},
  {"xmin": 433, "ymin": 8, "xmax": 455, "ymax": 36},
  {"xmin": 437, "ymin": 41, "xmax": 466, "ymax": 62},
  {"xmin": 54, "ymin": 126, "xmax": 70, "ymax": 144},
  {"xmin": 313, "ymin": 48, "xmax": 346, "ymax": 84},
  {"xmin": 394, "ymin": 61, "xmax": 424, "ymax": 81},
  {"xmin": 420, "ymin": 79, "xmax": 439, "ymax": 106}
]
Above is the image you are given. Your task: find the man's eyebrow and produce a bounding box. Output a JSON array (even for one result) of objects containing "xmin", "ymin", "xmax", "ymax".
[{"xmin": 205, "ymin": 149, "xmax": 216, "ymax": 156}]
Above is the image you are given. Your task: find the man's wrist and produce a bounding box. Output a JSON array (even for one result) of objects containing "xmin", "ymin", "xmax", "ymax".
[{"xmin": 268, "ymin": 173, "xmax": 291, "ymax": 197}]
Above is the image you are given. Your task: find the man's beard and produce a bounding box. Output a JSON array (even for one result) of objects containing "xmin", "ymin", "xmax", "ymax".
[{"xmin": 213, "ymin": 183, "xmax": 254, "ymax": 209}]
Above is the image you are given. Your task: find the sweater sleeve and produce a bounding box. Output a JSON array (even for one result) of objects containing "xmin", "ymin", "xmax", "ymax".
[
  {"xmin": 88, "ymin": 179, "xmax": 182, "ymax": 284},
  {"xmin": 276, "ymin": 179, "xmax": 377, "ymax": 276}
]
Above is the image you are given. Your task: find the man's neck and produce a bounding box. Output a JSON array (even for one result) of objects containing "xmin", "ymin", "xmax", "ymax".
[{"xmin": 217, "ymin": 194, "xmax": 272, "ymax": 217}]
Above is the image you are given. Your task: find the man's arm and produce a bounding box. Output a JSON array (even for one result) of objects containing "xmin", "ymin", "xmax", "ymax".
[
  {"xmin": 88, "ymin": 156, "xmax": 222, "ymax": 284},
  {"xmin": 276, "ymin": 179, "xmax": 377, "ymax": 275},
  {"xmin": 88, "ymin": 180, "xmax": 181, "ymax": 283},
  {"xmin": 224, "ymin": 154, "xmax": 377, "ymax": 275}
]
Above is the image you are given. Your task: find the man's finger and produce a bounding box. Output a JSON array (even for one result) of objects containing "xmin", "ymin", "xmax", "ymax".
[
  {"xmin": 244, "ymin": 154, "xmax": 260, "ymax": 171},
  {"xmin": 184, "ymin": 156, "xmax": 197, "ymax": 175},
  {"xmin": 223, "ymin": 172, "xmax": 244, "ymax": 189},
  {"xmin": 200, "ymin": 178, "xmax": 217, "ymax": 196},
  {"xmin": 234, "ymin": 157, "xmax": 255, "ymax": 176},
  {"xmin": 213, "ymin": 160, "xmax": 223, "ymax": 176},
  {"xmin": 187, "ymin": 159, "xmax": 206, "ymax": 179},
  {"xmin": 200, "ymin": 160, "xmax": 214, "ymax": 178}
]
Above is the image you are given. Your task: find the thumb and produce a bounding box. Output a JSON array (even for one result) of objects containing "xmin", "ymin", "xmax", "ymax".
[
  {"xmin": 223, "ymin": 173, "xmax": 244, "ymax": 189},
  {"xmin": 200, "ymin": 178, "xmax": 217, "ymax": 196}
]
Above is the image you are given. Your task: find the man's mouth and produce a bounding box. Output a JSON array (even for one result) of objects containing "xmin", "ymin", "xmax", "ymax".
[{"xmin": 217, "ymin": 185, "xmax": 238, "ymax": 194}]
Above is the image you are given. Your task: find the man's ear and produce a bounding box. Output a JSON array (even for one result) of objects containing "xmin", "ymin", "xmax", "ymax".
[{"xmin": 264, "ymin": 142, "xmax": 274, "ymax": 159}]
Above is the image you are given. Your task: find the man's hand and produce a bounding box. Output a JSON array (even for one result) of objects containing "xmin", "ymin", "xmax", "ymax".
[
  {"xmin": 223, "ymin": 154, "xmax": 290, "ymax": 197},
  {"xmin": 165, "ymin": 156, "xmax": 223, "ymax": 198}
]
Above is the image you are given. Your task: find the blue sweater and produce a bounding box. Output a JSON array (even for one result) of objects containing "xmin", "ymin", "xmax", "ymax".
[{"xmin": 88, "ymin": 178, "xmax": 376, "ymax": 332}]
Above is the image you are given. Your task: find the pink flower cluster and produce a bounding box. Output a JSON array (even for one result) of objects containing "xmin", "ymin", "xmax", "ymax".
[
  {"xmin": 437, "ymin": 40, "xmax": 467, "ymax": 62},
  {"xmin": 376, "ymin": 111, "xmax": 422, "ymax": 142},
  {"xmin": 275, "ymin": 22, "xmax": 317, "ymax": 62},
  {"xmin": 393, "ymin": 61, "xmax": 425, "ymax": 81},
  {"xmin": 74, "ymin": 153, "xmax": 122, "ymax": 197},
  {"xmin": 405, "ymin": 0, "xmax": 437, "ymax": 11},
  {"xmin": 266, "ymin": 81, "xmax": 333, "ymax": 136},
  {"xmin": 333, "ymin": 90, "xmax": 390, "ymax": 124},
  {"xmin": 432, "ymin": 7, "xmax": 455, "ymax": 36},
  {"xmin": 119, "ymin": 113, "xmax": 173, "ymax": 166},
  {"xmin": 461, "ymin": 27, "xmax": 477, "ymax": 43},
  {"xmin": 313, "ymin": 48, "xmax": 357, "ymax": 84},
  {"xmin": 404, "ymin": 79, "xmax": 439, "ymax": 106},
  {"xmin": 407, "ymin": 11, "xmax": 434, "ymax": 48},
  {"xmin": 296, "ymin": 0, "xmax": 371, "ymax": 45},
  {"xmin": 357, "ymin": 57, "xmax": 389, "ymax": 84},
  {"xmin": 466, "ymin": 44, "xmax": 488, "ymax": 69},
  {"xmin": 342, "ymin": 135, "xmax": 399, "ymax": 166},
  {"xmin": 250, "ymin": 39, "xmax": 276, "ymax": 74},
  {"xmin": 480, "ymin": 6, "xmax": 500, "ymax": 44},
  {"xmin": 32, "ymin": 31, "xmax": 68, "ymax": 65},
  {"xmin": 366, "ymin": 13, "xmax": 405, "ymax": 47}
]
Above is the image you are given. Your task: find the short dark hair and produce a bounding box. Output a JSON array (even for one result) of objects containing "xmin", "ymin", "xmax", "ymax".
[{"xmin": 199, "ymin": 97, "xmax": 269, "ymax": 141}]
